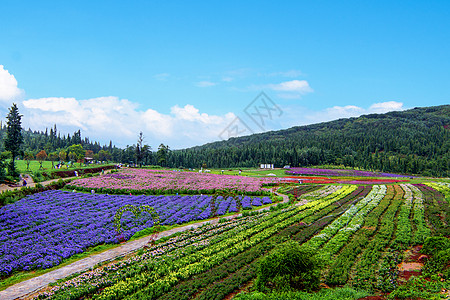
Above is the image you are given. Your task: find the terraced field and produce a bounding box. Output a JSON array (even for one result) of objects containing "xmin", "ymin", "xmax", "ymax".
[
  {"xmin": 0, "ymin": 167, "xmax": 449, "ymax": 300},
  {"xmin": 14, "ymin": 181, "xmax": 447, "ymax": 300}
]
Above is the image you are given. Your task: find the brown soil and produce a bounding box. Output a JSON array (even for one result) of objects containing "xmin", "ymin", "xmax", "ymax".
[
  {"xmin": 223, "ymin": 281, "xmax": 253, "ymax": 300},
  {"xmin": 398, "ymin": 245, "xmax": 424, "ymax": 282},
  {"xmin": 362, "ymin": 226, "xmax": 376, "ymax": 230}
]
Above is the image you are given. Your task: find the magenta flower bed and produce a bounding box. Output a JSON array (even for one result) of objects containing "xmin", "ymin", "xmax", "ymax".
[{"xmin": 69, "ymin": 169, "xmax": 266, "ymax": 194}]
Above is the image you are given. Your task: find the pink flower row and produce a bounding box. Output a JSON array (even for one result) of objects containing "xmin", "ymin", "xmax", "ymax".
[{"xmin": 70, "ymin": 169, "xmax": 268, "ymax": 192}]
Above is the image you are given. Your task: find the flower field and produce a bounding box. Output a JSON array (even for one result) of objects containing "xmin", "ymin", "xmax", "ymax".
[
  {"xmin": 27, "ymin": 181, "xmax": 450, "ymax": 300},
  {"xmin": 1, "ymin": 169, "xmax": 449, "ymax": 300},
  {"xmin": 68, "ymin": 169, "xmax": 270, "ymax": 194},
  {"xmin": 0, "ymin": 190, "xmax": 271, "ymax": 275}
]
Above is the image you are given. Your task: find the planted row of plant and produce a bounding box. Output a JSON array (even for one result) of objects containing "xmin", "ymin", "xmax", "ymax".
[
  {"xmin": 318, "ymin": 185, "xmax": 387, "ymax": 262},
  {"xmin": 96, "ymin": 197, "xmax": 339, "ymax": 300},
  {"xmin": 415, "ymin": 183, "xmax": 450, "ymax": 236},
  {"xmin": 304, "ymin": 185, "xmax": 386, "ymax": 252},
  {"xmin": 34, "ymin": 211, "xmax": 273, "ymax": 299},
  {"xmin": 283, "ymin": 184, "xmax": 322, "ymax": 198},
  {"xmin": 326, "ymin": 185, "xmax": 396, "ymax": 285},
  {"xmin": 292, "ymin": 186, "xmax": 372, "ymax": 244},
  {"xmin": 0, "ymin": 190, "xmax": 271, "ymax": 276},
  {"xmin": 159, "ymin": 186, "xmax": 372, "ymax": 300},
  {"xmin": 425, "ymin": 182, "xmax": 450, "ymax": 200},
  {"xmin": 121, "ymin": 187, "xmax": 363, "ymax": 300},
  {"xmin": 35, "ymin": 186, "xmax": 357, "ymax": 299},
  {"xmin": 298, "ymin": 185, "xmax": 343, "ymax": 201},
  {"xmin": 391, "ymin": 184, "xmax": 414, "ymax": 248},
  {"xmin": 68, "ymin": 169, "xmax": 272, "ymax": 195},
  {"xmin": 351, "ymin": 185, "xmax": 405, "ymax": 292},
  {"xmin": 409, "ymin": 184, "xmax": 431, "ymax": 245}
]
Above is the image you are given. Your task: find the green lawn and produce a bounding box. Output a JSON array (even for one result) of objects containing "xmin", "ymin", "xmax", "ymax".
[{"xmin": 13, "ymin": 160, "xmax": 114, "ymax": 175}]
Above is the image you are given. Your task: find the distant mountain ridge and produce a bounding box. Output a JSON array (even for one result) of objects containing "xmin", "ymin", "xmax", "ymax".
[{"xmin": 168, "ymin": 105, "xmax": 450, "ymax": 177}]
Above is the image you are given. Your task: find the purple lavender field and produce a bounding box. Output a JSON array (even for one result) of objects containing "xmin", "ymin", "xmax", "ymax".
[{"xmin": 0, "ymin": 190, "xmax": 271, "ymax": 275}]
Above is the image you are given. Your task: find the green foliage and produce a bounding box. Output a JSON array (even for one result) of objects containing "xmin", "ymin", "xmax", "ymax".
[
  {"xmin": 67, "ymin": 184, "xmax": 270, "ymax": 197},
  {"xmin": 388, "ymin": 276, "xmax": 449, "ymax": 300},
  {"xmin": 422, "ymin": 237, "xmax": 450, "ymax": 279},
  {"xmin": 0, "ymin": 179, "xmax": 66, "ymax": 207},
  {"xmin": 424, "ymin": 248, "xmax": 450, "ymax": 279},
  {"xmin": 377, "ymin": 251, "xmax": 401, "ymax": 293},
  {"xmin": 422, "ymin": 236, "xmax": 450, "ymax": 256},
  {"xmin": 269, "ymin": 202, "xmax": 290, "ymax": 211},
  {"xmin": 256, "ymin": 241, "xmax": 321, "ymax": 293},
  {"xmin": 131, "ymin": 225, "xmax": 169, "ymax": 240},
  {"xmin": 66, "ymin": 144, "xmax": 85, "ymax": 160},
  {"xmin": 157, "ymin": 144, "xmax": 170, "ymax": 166},
  {"xmin": 4, "ymin": 103, "xmax": 23, "ymax": 177},
  {"xmin": 234, "ymin": 287, "xmax": 369, "ymax": 300},
  {"xmin": 242, "ymin": 210, "xmax": 262, "ymax": 217}
]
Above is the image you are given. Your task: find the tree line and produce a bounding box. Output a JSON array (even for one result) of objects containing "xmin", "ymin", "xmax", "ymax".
[
  {"xmin": 165, "ymin": 105, "xmax": 450, "ymax": 177},
  {"xmin": 1, "ymin": 104, "xmax": 448, "ymax": 178},
  {"xmin": 0, "ymin": 104, "xmax": 172, "ymax": 180}
]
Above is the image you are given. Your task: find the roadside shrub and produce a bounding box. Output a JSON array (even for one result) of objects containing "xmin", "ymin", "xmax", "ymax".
[{"xmin": 256, "ymin": 241, "xmax": 321, "ymax": 293}]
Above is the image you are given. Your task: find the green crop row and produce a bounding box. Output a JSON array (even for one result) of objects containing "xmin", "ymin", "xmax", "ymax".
[
  {"xmin": 326, "ymin": 185, "xmax": 395, "ymax": 285},
  {"xmin": 352, "ymin": 185, "xmax": 404, "ymax": 291}
]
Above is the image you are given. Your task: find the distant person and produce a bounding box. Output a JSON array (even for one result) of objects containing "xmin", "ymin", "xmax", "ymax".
[
  {"xmin": 74, "ymin": 171, "xmax": 78, "ymax": 177},
  {"xmin": 22, "ymin": 179, "xmax": 27, "ymax": 187},
  {"xmin": 239, "ymin": 170, "xmax": 241, "ymax": 175},
  {"xmin": 102, "ymin": 169, "xmax": 105, "ymax": 175}
]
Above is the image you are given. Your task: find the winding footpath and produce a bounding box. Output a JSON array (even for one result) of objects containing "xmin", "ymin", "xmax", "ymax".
[{"xmin": 0, "ymin": 190, "xmax": 290, "ymax": 300}]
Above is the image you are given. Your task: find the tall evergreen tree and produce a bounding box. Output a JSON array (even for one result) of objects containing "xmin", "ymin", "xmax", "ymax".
[
  {"xmin": 4, "ymin": 103, "xmax": 23, "ymax": 176},
  {"xmin": 157, "ymin": 144, "xmax": 170, "ymax": 166}
]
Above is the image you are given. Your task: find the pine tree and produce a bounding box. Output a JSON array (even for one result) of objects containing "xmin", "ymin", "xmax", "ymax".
[{"xmin": 4, "ymin": 103, "xmax": 23, "ymax": 177}]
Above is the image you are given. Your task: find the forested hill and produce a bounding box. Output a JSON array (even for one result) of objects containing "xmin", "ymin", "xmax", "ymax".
[{"xmin": 168, "ymin": 105, "xmax": 450, "ymax": 177}]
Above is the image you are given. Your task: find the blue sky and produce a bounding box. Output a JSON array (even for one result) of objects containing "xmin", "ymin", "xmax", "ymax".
[{"xmin": 1, "ymin": 1, "xmax": 449, "ymax": 149}]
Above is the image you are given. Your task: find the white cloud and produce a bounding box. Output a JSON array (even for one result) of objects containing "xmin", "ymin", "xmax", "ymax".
[
  {"xmin": 369, "ymin": 101, "xmax": 404, "ymax": 113},
  {"xmin": 269, "ymin": 80, "xmax": 313, "ymax": 93},
  {"xmin": 265, "ymin": 80, "xmax": 313, "ymax": 99},
  {"xmin": 0, "ymin": 65, "xmax": 24, "ymax": 104},
  {"xmin": 153, "ymin": 73, "xmax": 170, "ymax": 81},
  {"xmin": 22, "ymin": 96, "xmax": 235, "ymax": 149},
  {"xmin": 196, "ymin": 81, "xmax": 217, "ymax": 87}
]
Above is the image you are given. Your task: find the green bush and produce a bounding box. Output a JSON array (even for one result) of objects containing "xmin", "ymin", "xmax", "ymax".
[
  {"xmin": 130, "ymin": 225, "xmax": 168, "ymax": 240},
  {"xmin": 256, "ymin": 241, "xmax": 321, "ymax": 293},
  {"xmin": 424, "ymin": 248, "xmax": 450, "ymax": 278},
  {"xmin": 0, "ymin": 179, "xmax": 66, "ymax": 206},
  {"xmin": 421, "ymin": 236, "xmax": 450, "ymax": 256},
  {"xmin": 388, "ymin": 276, "xmax": 448, "ymax": 300}
]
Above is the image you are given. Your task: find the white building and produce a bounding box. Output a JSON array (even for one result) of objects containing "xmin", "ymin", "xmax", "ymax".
[{"xmin": 260, "ymin": 164, "xmax": 274, "ymax": 169}]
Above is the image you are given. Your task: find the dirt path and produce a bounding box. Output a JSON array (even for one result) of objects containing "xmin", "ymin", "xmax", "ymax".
[{"xmin": 0, "ymin": 190, "xmax": 290, "ymax": 300}]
